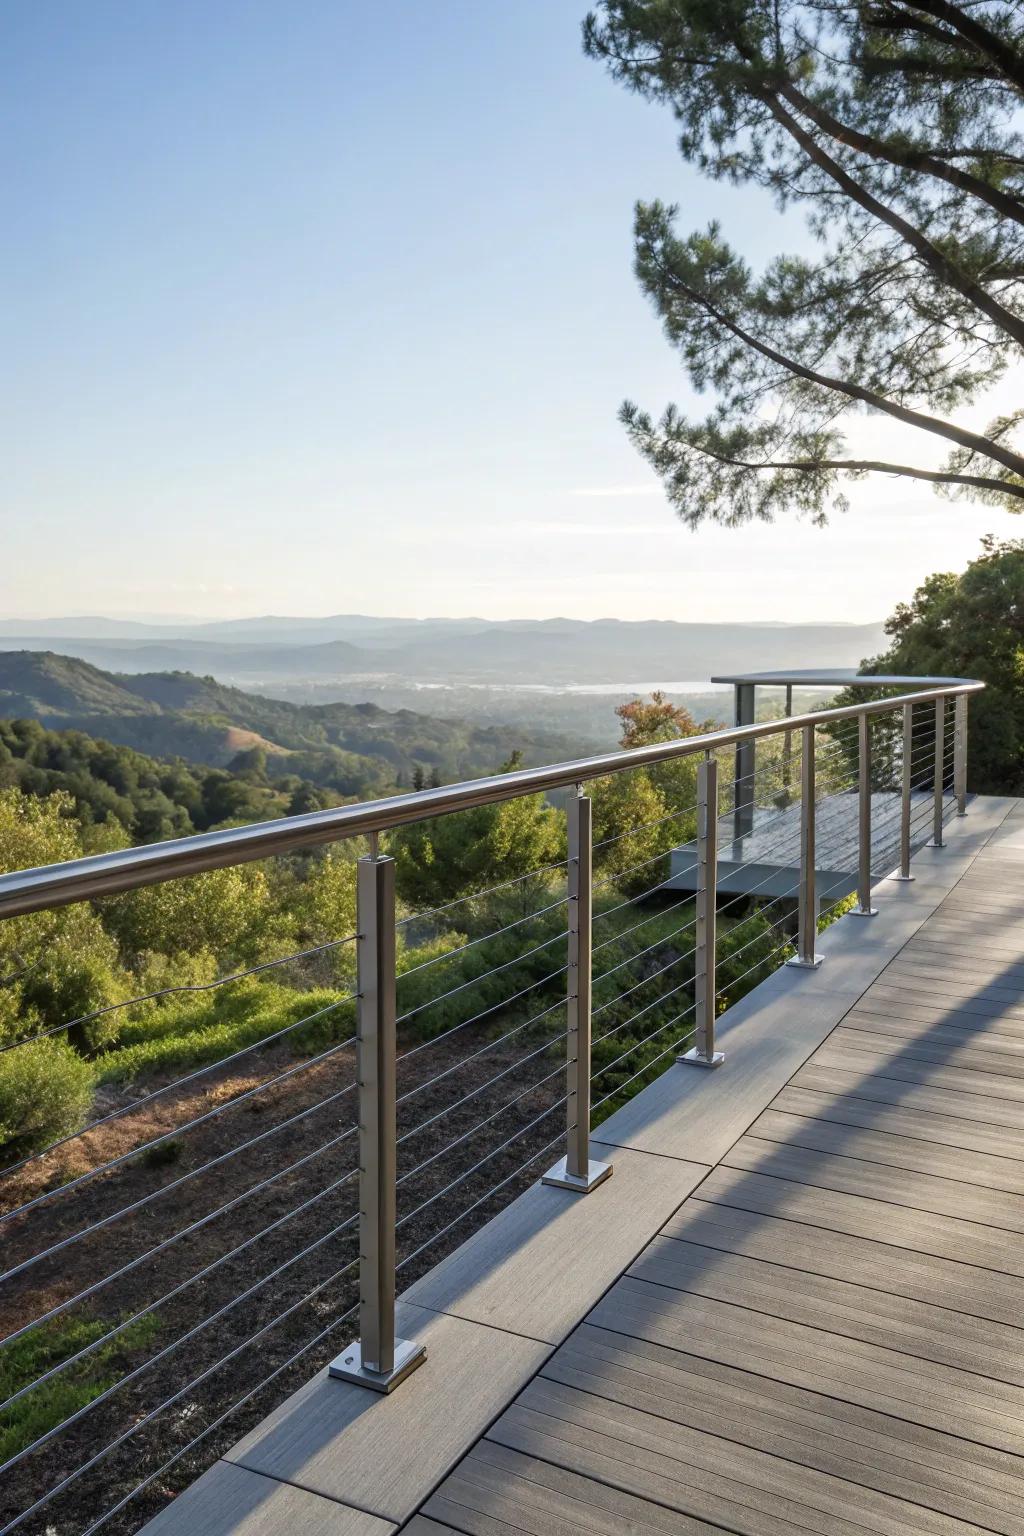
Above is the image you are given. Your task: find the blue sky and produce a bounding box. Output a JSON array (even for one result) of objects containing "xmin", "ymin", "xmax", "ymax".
[{"xmin": 2, "ymin": 0, "xmax": 1018, "ymax": 623}]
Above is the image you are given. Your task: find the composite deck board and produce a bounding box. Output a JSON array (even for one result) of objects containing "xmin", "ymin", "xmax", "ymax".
[
  {"xmin": 412, "ymin": 804, "xmax": 1024, "ymax": 1536},
  {"xmin": 745, "ymin": 1108, "xmax": 1024, "ymax": 1192}
]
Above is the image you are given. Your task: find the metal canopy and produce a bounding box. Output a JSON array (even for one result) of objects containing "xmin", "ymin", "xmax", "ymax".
[{"xmin": 710, "ymin": 669, "xmax": 972, "ymax": 687}]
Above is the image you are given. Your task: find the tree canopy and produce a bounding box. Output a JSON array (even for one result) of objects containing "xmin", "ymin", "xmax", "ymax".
[
  {"xmin": 584, "ymin": 1, "xmax": 1024, "ymax": 525},
  {"xmin": 858, "ymin": 535, "xmax": 1024, "ymax": 792}
]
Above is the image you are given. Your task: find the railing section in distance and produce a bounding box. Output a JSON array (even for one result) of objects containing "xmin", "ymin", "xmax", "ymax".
[{"xmin": 0, "ymin": 675, "xmax": 980, "ymax": 1536}]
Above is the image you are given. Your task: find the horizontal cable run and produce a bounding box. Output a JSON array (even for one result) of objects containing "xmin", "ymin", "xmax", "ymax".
[
  {"xmin": 397, "ymin": 1027, "xmax": 569, "ymax": 1150},
  {"xmin": 0, "ymin": 1102, "xmax": 359, "ymax": 1296},
  {"xmin": 396, "ymin": 1059, "xmax": 567, "ymax": 1192},
  {"xmin": 592, "ymin": 796, "xmax": 699, "ymax": 851},
  {"xmin": 396, "ymin": 859, "xmax": 568, "ymax": 930},
  {"xmin": 397, "ymin": 897, "xmax": 569, "ymax": 976},
  {"xmin": 591, "ymin": 1020, "xmax": 698, "ymax": 1113},
  {"xmin": 0, "ymin": 1023, "xmax": 358, "ymax": 1226},
  {"xmin": 0, "ymin": 1246, "xmax": 363, "ymax": 1536},
  {"xmin": 396, "ymin": 946, "xmax": 569, "ymax": 1024},
  {"xmin": 593, "ymin": 1001, "xmax": 698, "ymax": 1083},
  {"xmin": 591, "ymin": 916, "xmax": 697, "ymax": 989},
  {"xmin": 592, "ymin": 942, "xmax": 698, "ymax": 1021},
  {"xmin": 395, "ymin": 1129, "xmax": 567, "ymax": 1277},
  {"xmin": 395, "ymin": 1095, "xmax": 568, "ymax": 1234},
  {"xmin": 1, "ymin": 1150, "xmax": 359, "ymax": 1393},
  {"xmin": 591, "ymin": 886, "xmax": 696, "ymax": 956},
  {"xmin": 396, "ymin": 994, "xmax": 567, "ymax": 1101},
  {"xmin": 0, "ymin": 1190, "xmax": 363, "ymax": 1489},
  {"xmin": 78, "ymin": 1297, "xmax": 361, "ymax": 1536},
  {"xmin": 0, "ymin": 935, "xmax": 358, "ymax": 1058}
]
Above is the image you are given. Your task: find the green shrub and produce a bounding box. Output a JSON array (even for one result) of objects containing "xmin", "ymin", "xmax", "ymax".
[
  {"xmin": 0, "ymin": 1037, "xmax": 95, "ymax": 1164},
  {"xmin": 0, "ymin": 1313, "xmax": 158, "ymax": 1462}
]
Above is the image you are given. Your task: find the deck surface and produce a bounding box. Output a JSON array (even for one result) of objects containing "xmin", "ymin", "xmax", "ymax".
[{"xmin": 410, "ymin": 805, "xmax": 1024, "ymax": 1536}]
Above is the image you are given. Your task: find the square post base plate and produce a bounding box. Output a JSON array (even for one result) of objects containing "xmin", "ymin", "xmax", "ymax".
[
  {"xmin": 786, "ymin": 954, "xmax": 824, "ymax": 970},
  {"xmin": 542, "ymin": 1156, "xmax": 612, "ymax": 1193},
  {"xmin": 328, "ymin": 1337, "xmax": 426, "ymax": 1393},
  {"xmin": 678, "ymin": 1047, "xmax": 725, "ymax": 1069},
  {"xmin": 851, "ymin": 906, "xmax": 879, "ymax": 917},
  {"xmin": 888, "ymin": 872, "xmax": 914, "ymax": 882}
]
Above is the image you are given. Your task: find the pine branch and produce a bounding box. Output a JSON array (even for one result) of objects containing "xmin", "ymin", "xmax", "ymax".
[
  {"xmin": 758, "ymin": 89, "xmax": 1024, "ymax": 350},
  {"xmin": 774, "ymin": 77, "xmax": 1024, "ymax": 227},
  {"xmin": 648, "ymin": 250, "xmax": 1024, "ymax": 479}
]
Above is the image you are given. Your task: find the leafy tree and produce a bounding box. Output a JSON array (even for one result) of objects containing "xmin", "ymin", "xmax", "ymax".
[
  {"xmin": 389, "ymin": 753, "xmax": 563, "ymax": 908},
  {"xmin": 0, "ymin": 789, "xmax": 126, "ymax": 1050},
  {"xmin": 854, "ymin": 536, "xmax": 1024, "ymax": 793},
  {"xmin": 104, "ymin": 864, "xmax": 276, "ymax": 969},
  {"xmin": 585, "ymin": 2, "xmax": 1024, "ymax": 525}
]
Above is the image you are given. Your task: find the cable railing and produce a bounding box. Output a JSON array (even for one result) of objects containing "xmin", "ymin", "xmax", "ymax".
[{"xmin": 0, "ymin": 674, "xmax": 980, "ymax": 1536}]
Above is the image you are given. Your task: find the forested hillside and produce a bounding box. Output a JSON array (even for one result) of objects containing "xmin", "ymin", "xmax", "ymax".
[{"xmin": 0, "ymin": 652, "xmax": 585, "ymax": 793}]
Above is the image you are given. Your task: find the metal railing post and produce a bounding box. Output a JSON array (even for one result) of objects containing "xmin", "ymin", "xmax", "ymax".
[
  {"xmin": 330, "ymin": 849, "xmax": 425, "ymax": 1392},
  {"xmin": 853, "ymin": 712, "xmax": 877, "ymax": 915},
  {"xmin": 786, "ymin": 725, "xmax": 823, "ymax": 969},
  {"xmin": 733, "ymin": 682, "xmax": 756, "ymax": 841},
  {"xmin": 890, "ymin": 703, "xmax": 914, "ymax": 881},
  {"xmin": 931, "ymin": 697, "xmax": 945, "ymax": 847},
  {"xmin": 955, "ymin": 694, "xmax": 969, "ymax": 815},
  {"xmin": 680, "ymin": 753, "xmax": 724, "ymax": 1067},
  {"xmin": 544, "ymin": 790, "xmax": 611, "ymax": 1193}
]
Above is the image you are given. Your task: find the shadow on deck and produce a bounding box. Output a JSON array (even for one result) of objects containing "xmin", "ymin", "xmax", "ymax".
[{"xmin": 143, "ymin": 795, "xmax": 1024, "ymax": 1536}]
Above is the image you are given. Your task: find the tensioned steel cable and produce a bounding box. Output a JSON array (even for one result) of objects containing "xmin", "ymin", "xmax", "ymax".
[
  {"xmin": 592, "ymin": 796, "xmax": 700, "ymax": 851},
  {"xmin": 396, "ymin": 857, "xmax": 569, "ymax": 929},
  {"xmin": 1, "ymin": 1147, "xmax": 360, "ymax": 1387},
  {"xmin": 397, "ymin": 1028, "xmax": 569, "ymax": 1150},
  {"xmin": 396, "ymin": 1060, "xmax": 567, "ymax": 1193},
  {"xmin": 591, "ymin": 914, "xmax": 698, "ymax": 988},
  {"xmin": 0, "ymin": 1246, "xmax": 364, "ymax": 1536},
  {"xmin": 593, "ymin": 1005, "xmax": 698, "ymax": 1084},
  {"xmin": 0, "ymin": 1022, "xmax": 358, "ymax": 1225},
  {"xmin": 592, "ymin": 942, "xmax": 699, "ymax": 1021},
  {"xmin": 0, "ymin": 1105, "xmax": 359, "ymax": 1294},
  {"xmin": 397, "ymin": 900, "xmax": 569, "ymax": 977},
  {"xmin": 0, "ymin": 1191, "xmax": 364, "ymax": 1491},
  {"xmin": 591, "ymin": 885, "xmax": 697, "ymax": 954},
  {"xmin": 395, "ymin": 1095, "xmax": 568, "ymax": 1235},
  {"xmin": 715, "ymin": 938, "xmax": 796, "ymax": 999},
  {"xmin": 0, "ymin": 933, "xmax": 358, "ymax": 1056},
  {"xmin": 394, "ymin": 1130, "xmax": 567, "ymax": 1276},
  {"xmin": 77, "ymin": 1296, "xmax": 361, "ymax": 1536},
  {"xmin": 396, "ymin": 993, "xmax": 567, "ymax": 1098},
  {"xmin": 396, "ymin": 944, "xmax": 570, "ymax": 1024},
  {"xmin": 397, "ymin": 980, "xmax": 567, "ymax": 1068},
  {"xmin": 591, "ymin": 1019, "xmax": 699, "ymax": 1113},
  {"xmin": 0, "ymin": 1067, "xmax": 363, "ymax": 1277}
]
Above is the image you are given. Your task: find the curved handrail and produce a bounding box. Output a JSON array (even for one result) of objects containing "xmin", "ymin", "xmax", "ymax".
[{"xmin": 0, "ymin": 679, "xmax": 983, "ymax": 918}]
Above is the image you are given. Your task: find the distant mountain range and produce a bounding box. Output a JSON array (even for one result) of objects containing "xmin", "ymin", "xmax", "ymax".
[
  {"xmin": 0, "ymin": 615, "xmax": 888, "ymax": 686},
  {"xmin": 0, "ymin": 652, "xmax": 587, "ymax": 786}
]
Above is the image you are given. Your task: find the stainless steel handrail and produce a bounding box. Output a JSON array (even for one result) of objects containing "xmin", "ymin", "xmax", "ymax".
[{"xmin": 0, "ymin": 681, "xmax": 984, "ymax": 918}]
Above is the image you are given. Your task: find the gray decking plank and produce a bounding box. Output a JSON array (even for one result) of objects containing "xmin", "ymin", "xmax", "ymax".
[
  {"xmin": 689, "ymin": 1165, "xmax": 1024, "ymax": 1275},
  {"xmin": 789, "ymin": 1061, "xmax": 1024, "ymax": 1126},
  {"xmin": 626, "ymin": 1238, "xmax": 1024, "ymax": 1386},
  {"xmin": 722, "ymin": 1135, "xmax": 1024, "ymax": 1229},
  {"xmin": 746, "ymin": 1108, "xmax": 1024, "ymax": 1193},
  {"xmin": 537, "ymin": 1343, "xmax": 1024, "ymax": 1533},
  {"xmin": 829, "ymin": 1023, "xmax": 1024, "ymax": 1074},
  {"xmin": 804, "ymin": 1041, "xmax": 1024, "ymax": 1102},
  {"xmin": 588, "ymin": 1281, "xmax": 1024, "ymax": 1456},
  {"xmin": 771, "ymin": 1082, "xmax": 1024, "ymax": 1155},
  {"xmin": 658, "ymin": 1200, "xmax": 1024, "ymax": 1327},
  {"xmin": 488, "ymin": 1396, "xmax": 985, "ymax": 1536}
]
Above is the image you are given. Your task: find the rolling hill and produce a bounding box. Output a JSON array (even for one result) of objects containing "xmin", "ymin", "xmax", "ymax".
[{"xmin": 0, "ymin": 652, "xmax": 589, "ymax": 786}]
